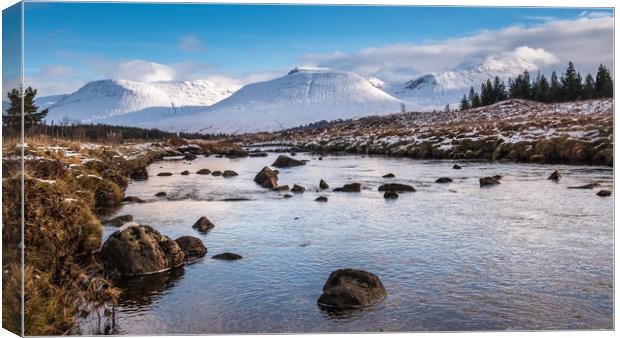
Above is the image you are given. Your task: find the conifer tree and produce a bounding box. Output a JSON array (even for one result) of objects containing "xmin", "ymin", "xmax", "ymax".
[
  {"xmin": 459, "ymin": 94, "xmax": 470, "ymax": 110},
  {"xmin": 562, "ymin": 62, "xmax": 582, "ymax": 100},
  {"xmin": 3, "ymin": 87, "xmax": 48, "ymax": 127},
  {"xmin": 549, "ymin": 71, "xmax": 562, "ymax": 102},
  {"xmin": 583, "ymin": 73, "xmax": 596, "ymax": 99},
  {"xmin": 595, "ymin": 64, "xmax": 613, "ymax": 98}
]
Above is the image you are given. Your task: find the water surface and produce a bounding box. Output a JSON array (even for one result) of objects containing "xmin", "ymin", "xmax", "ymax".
[{"xmin": 97, "ymin": 153, "xmax": 613, "ymax": 334}]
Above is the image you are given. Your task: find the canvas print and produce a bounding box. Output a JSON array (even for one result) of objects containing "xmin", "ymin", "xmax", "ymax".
[{"xmin": 1, "ymin": 2, "xmax": 614, "ymax": 336}]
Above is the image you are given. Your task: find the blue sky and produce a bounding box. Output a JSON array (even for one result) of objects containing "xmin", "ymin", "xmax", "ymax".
[{"xmin": 11, "ymin": 3, "xmax": 615, "ymax": 95}]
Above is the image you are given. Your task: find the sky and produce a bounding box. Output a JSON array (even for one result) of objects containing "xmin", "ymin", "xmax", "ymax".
[{"xmin": 5, "ymin": 3, "xmax": 615, "ymax": 96}]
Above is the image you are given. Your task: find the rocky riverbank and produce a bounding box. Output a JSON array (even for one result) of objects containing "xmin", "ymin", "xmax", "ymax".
[
  {"xmin": 233, "ymin": 99, "xmax": 613, "ymax": 166},
  {"xmin": 1, "ymin": 137, "xmax": 247, "ymax": 335}
]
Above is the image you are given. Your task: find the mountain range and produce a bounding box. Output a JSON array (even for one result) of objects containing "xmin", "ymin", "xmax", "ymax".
[{"xmin": 10, "ymin": 47, "xmax": 558, "ymax": 134}]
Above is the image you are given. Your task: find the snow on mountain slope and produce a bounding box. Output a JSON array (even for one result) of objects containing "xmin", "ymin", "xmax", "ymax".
[
  {"xmin": 45, "ymin": 79, "xmax": 237, "ymax": 124},
  {"xmin": 390, "ymin": 46, "xmax": 559, "ymax": 110},
  {"xmin": 151, "ymin": 67, "xmax": 404, "ymax": 134}
]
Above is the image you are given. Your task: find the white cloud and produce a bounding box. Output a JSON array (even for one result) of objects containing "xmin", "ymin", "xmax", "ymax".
[
  {"xmin": 107, "ymin": 60, "xmax": 176, "ymax": 82},
  {"xmin": 39, "ymin": 64, "xmax": 79, "ymax": 77},
  {"xmin": 179, "ymin": 35, "xmax": 205, "ymax": 52},
  {"xmin": 302, "ymin": 14, "xmax": 613, "ymax": 82}
]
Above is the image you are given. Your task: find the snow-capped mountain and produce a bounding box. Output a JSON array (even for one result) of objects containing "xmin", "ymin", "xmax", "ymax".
[
  {"xmin": 390, "ymin": 46, "xmax": 559, "ymax": 110},
  {"xmin": 150, "ymin": 67, "xmax": 404, "ymax": 134},
  {"xmin": 45, "ymin": 79, "xmax": 238, "ymax": 124}
]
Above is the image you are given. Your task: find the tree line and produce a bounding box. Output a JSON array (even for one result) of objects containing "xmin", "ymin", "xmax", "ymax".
[{"xmin": 460, "ymin": 62, "xmax": 613, "ymax": 110}]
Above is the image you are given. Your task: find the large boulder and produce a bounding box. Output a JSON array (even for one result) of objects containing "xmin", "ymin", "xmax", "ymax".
[
  {"xmin": 254, "ymin": 166, "xmax": 279, "ymax": 189},
  {"xmin": 271, "ymin": 155, "xmax": 306, "ymax": 168},
  {"xmin": 175, "ymin": 236, "xmax": 207, "ymax": 259},
  {"xmin": 333, "ymin": 183, "xmax": 361, "ymax": 192},
  {"xmin": 192, "ymin": 216, "xmax": 215, "ymax": 233},
  {"xmin": 101, "ymin": 225, "xmax": 186, "ymax": 278},
  {"xmin": 377, "ymin": 183, "xmax": 416, "ymax": 192},
  {"xmin": 317, "ymin": 269, "xmax": 387, "ymax": 309}
]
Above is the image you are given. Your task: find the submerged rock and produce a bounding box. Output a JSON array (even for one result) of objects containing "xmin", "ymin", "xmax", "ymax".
[
  {"xmin": 196, "ymin": 168, "xmax": 211, "ymax": 175},
  {"xmin": 596, "ymin": 189, "xmax": 612, "ymax": 197},
  {"xmin": 435, "ymin": 177, "xmax": 453, "ymax": 183},
  {"xmin": 319, "ymin": 179, "xmax": 330, "ymax": 189},
  {"xmin": 212, "ymin": 252, "xmax": 242, "ymax": 260},
  {"xmin": 317, "ymin": 269, "xmax": 387, "ymax": 309},
  {"xmin": 273, "ymin": 185, "xmax": 290, "ymax": 192},
  {"xmin": 315, "ymin": 196, "xmax": 328, "ymax": 202},
  {"xmin": 130, "ymin": 168, "xmax": 148, "ymax": 181},
  {"xmin": 382, "ymin": 173, "xmax": 395, "ymax": 178},
  {"xmin": 271, "ymin": 155, "xmax": 306, "ymax": 168},
  {"xmin": 175, "ymin": 236, "xmax": 207, "ymax": 259},
  {"xmin": 479, "ymin": 177, "xmax": 501, "ymax": 186},
  {"xmin": 123, "ymin": 196, "xmax": 145, "ymax": 203},
  {"xmin": 254, "ymin": 166, "xmax": 279, "ymax": 189},
  {"xmin": 157, "ymin": 172, "xmax": 173, "ymax": 177},
  {"xmin": 249, "ymin": 152, "xmax": 268, "ymax": 157},
  {"xmin": 101, "ymin": 225, "xmax": 186, "ymax": 278},
  {"xmin": 377, "ymin": 183, "xmax": 415, "ymax": 192},
  {"xmin": 333, "ymin": 183, "xmax": 362, "ymax": 192},
  {"xmin": 104, "ymin": 214, "xmax": 133, "ymax": 227},
  {"xmin": 548, "ymin": 170, "xmax": 561, "ymax": 181},
  {"xmin": 192, "ymin": 216, "xmax": 215, "ymax": 233},
  {"xmin": 283, "ymin": 194, "xmax": 293, "ymax": 198},
  {"xmin": 568, "ymin": 182, "xmax": 601, "ymax": 189},
  {"xmin": 155, "ymin": 191, "xmax": 167, "ymax": 197},
  {"xmin": 211, "ymin": 170, "xmax": 223, "ymax": 176},
  {"xmin": 222, "ymin": 170, "xmax": 238, "ymax": 177},
  {"xmin": 181, "ymin": 170, "xmax": 190, "ymax": 176},
  {"xmin": 452, "ymin": 164, "xmax": 462, "ymax": 169},
  {"xmin": 291, "ymin": 184, "xmax": 306, "ymax": 193},
  {"xmin": 384, "ymin": 191, "xmax": 399, "ymax": 199}
]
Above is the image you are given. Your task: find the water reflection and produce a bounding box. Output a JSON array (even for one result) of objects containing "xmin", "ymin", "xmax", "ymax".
[{"xmin": 115, "ymin": 267, "xmax": 186, "ymax": 311}]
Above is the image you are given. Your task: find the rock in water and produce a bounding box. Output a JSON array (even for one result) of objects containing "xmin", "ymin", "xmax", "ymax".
[
  {"xmin": 452, "ymin": 164, "xmax": 462, "ymax": 169},
  {"xmin": 283, "ymin": 194, "xmax": 293, "ymax": 199},
  {"xmin": 273, "ymin": 185, "xmax": 290, "ymax": 192},
  {"xmin": 480, "ymin": 177, "xmax": 501, "ymax": 186},
  {"xmin": 155, "ymin": 191, "xmax": 167, "ymax": 197},
  {"xmin": 315, "ymin": 196, "xmax": 328, "ymax": 202},
  {"xmin": 157, "ymin": 172, "xmax": 173, "ymax": 176},
  {"xmin": 384, "ymin": 191, "xmax": 399, "ymax": 199},
  {"xmin": 212, "ymin": 252, "xmax": 242, "ymax": 260},
  {"xmin": 130, "ymin": 168, "xmax": 148, "ymax": 180},
  {"xmin": 291, "ymin": 184, "xmax": 306, "ymax": 193},
  {"xmin": 271, "ymin": 155, "xmax": 306, "ymax": 168},
  {"xmin": 319, "ymin": 179, "xmax": 329, "ymax": 189},
  {"xmin": 175, "ymin": 236, "xmax": 207, "ymax": 259},
  {"xmin": 183, "ymin": 153, "xmax": 197, "ymax": 161},
  {"xmin": 548, "ymin": 170, "xmax": 561, "ymax": 181},
  {"xmin": 377, "ymin": 183, "xmax": 416, "ymax": 192},
  {"xmin": 254, "ymin": 166, "xmax": 279, "ymax": 189},
  {"xmin": 211, "ymin": 170, "xmax": 223, "ymax": 176},
  {"xmin": 192, "ymin": 216, "xmax": 215, "ymax": 233},
  {"xmin": 222, "ymin": 170, "xmax": 238, "ymax": 177},
  {"xmin": 568, "ymin": 182, "xmax": 601, "ymax": 189},
  {"xmin": 435, "ymin": 177, "xmax": 453, "ymax": 183},
  {"xmin": 123, "ymin": 196, "xmax": 145, "ymax": 203},
  {"xmin": 196, "ymin": 168, "xmax": 211, "ymax": 175},
  {"xmin": 382, "ymin": 173, "xmax": 395, "ymax": 178},
  {"xmin": 596, "ymin": 189, "xmax": 612, "ymax": 197},
  {"xmin": 181, "ymin": 170, "xmax": 190, "ymax": 175},
  {"xmin": 101, "ymin": 225, "xmax": 186, "ymax": 278},
  {"xmin": 104, "ymin": 214, "xmax": 133, "ymax": 227},
  {"xmin": 317, "ymin": 269, "xmax": 387, "ymax": 309},
  {"xmin": 333, "ymin": 183, "xmax": 362, "ymax": 192}
]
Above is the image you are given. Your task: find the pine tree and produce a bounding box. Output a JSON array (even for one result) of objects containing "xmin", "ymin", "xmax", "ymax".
[
  {"xmin": 492, "ymin": 76, "xmax": 506, "ymax": 102},
  {"xmin": 549, "ymin": 71, "xmax": 562, "ymax": 102},
  {"xmin": 583, "ymin": 73, "xmax": 596, "ymax": 99},
  {"xmin": 468, "ymin": 86, "xmax": 476, "ymax": 104},
  {"xmin": 471, "ymin": 92, "xmax": 482, "ymax": 108},
  {"xmin": 459, "ymin": 94, "xmax": 470, "ymax": 110},
  {"xmin": 3, "ymin": 87, "xmax": 48, "ymax": 127},
  {"xmin": 595, "ymin": 64, "xmax": 613, "ymax": 98},
  {"xmin": 562, "ymin": 62, "xmax": 582, "ymax": 100},
  {"xmin": 535, "ymin": 74, "xmax": 550, "ymax": 102}
]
